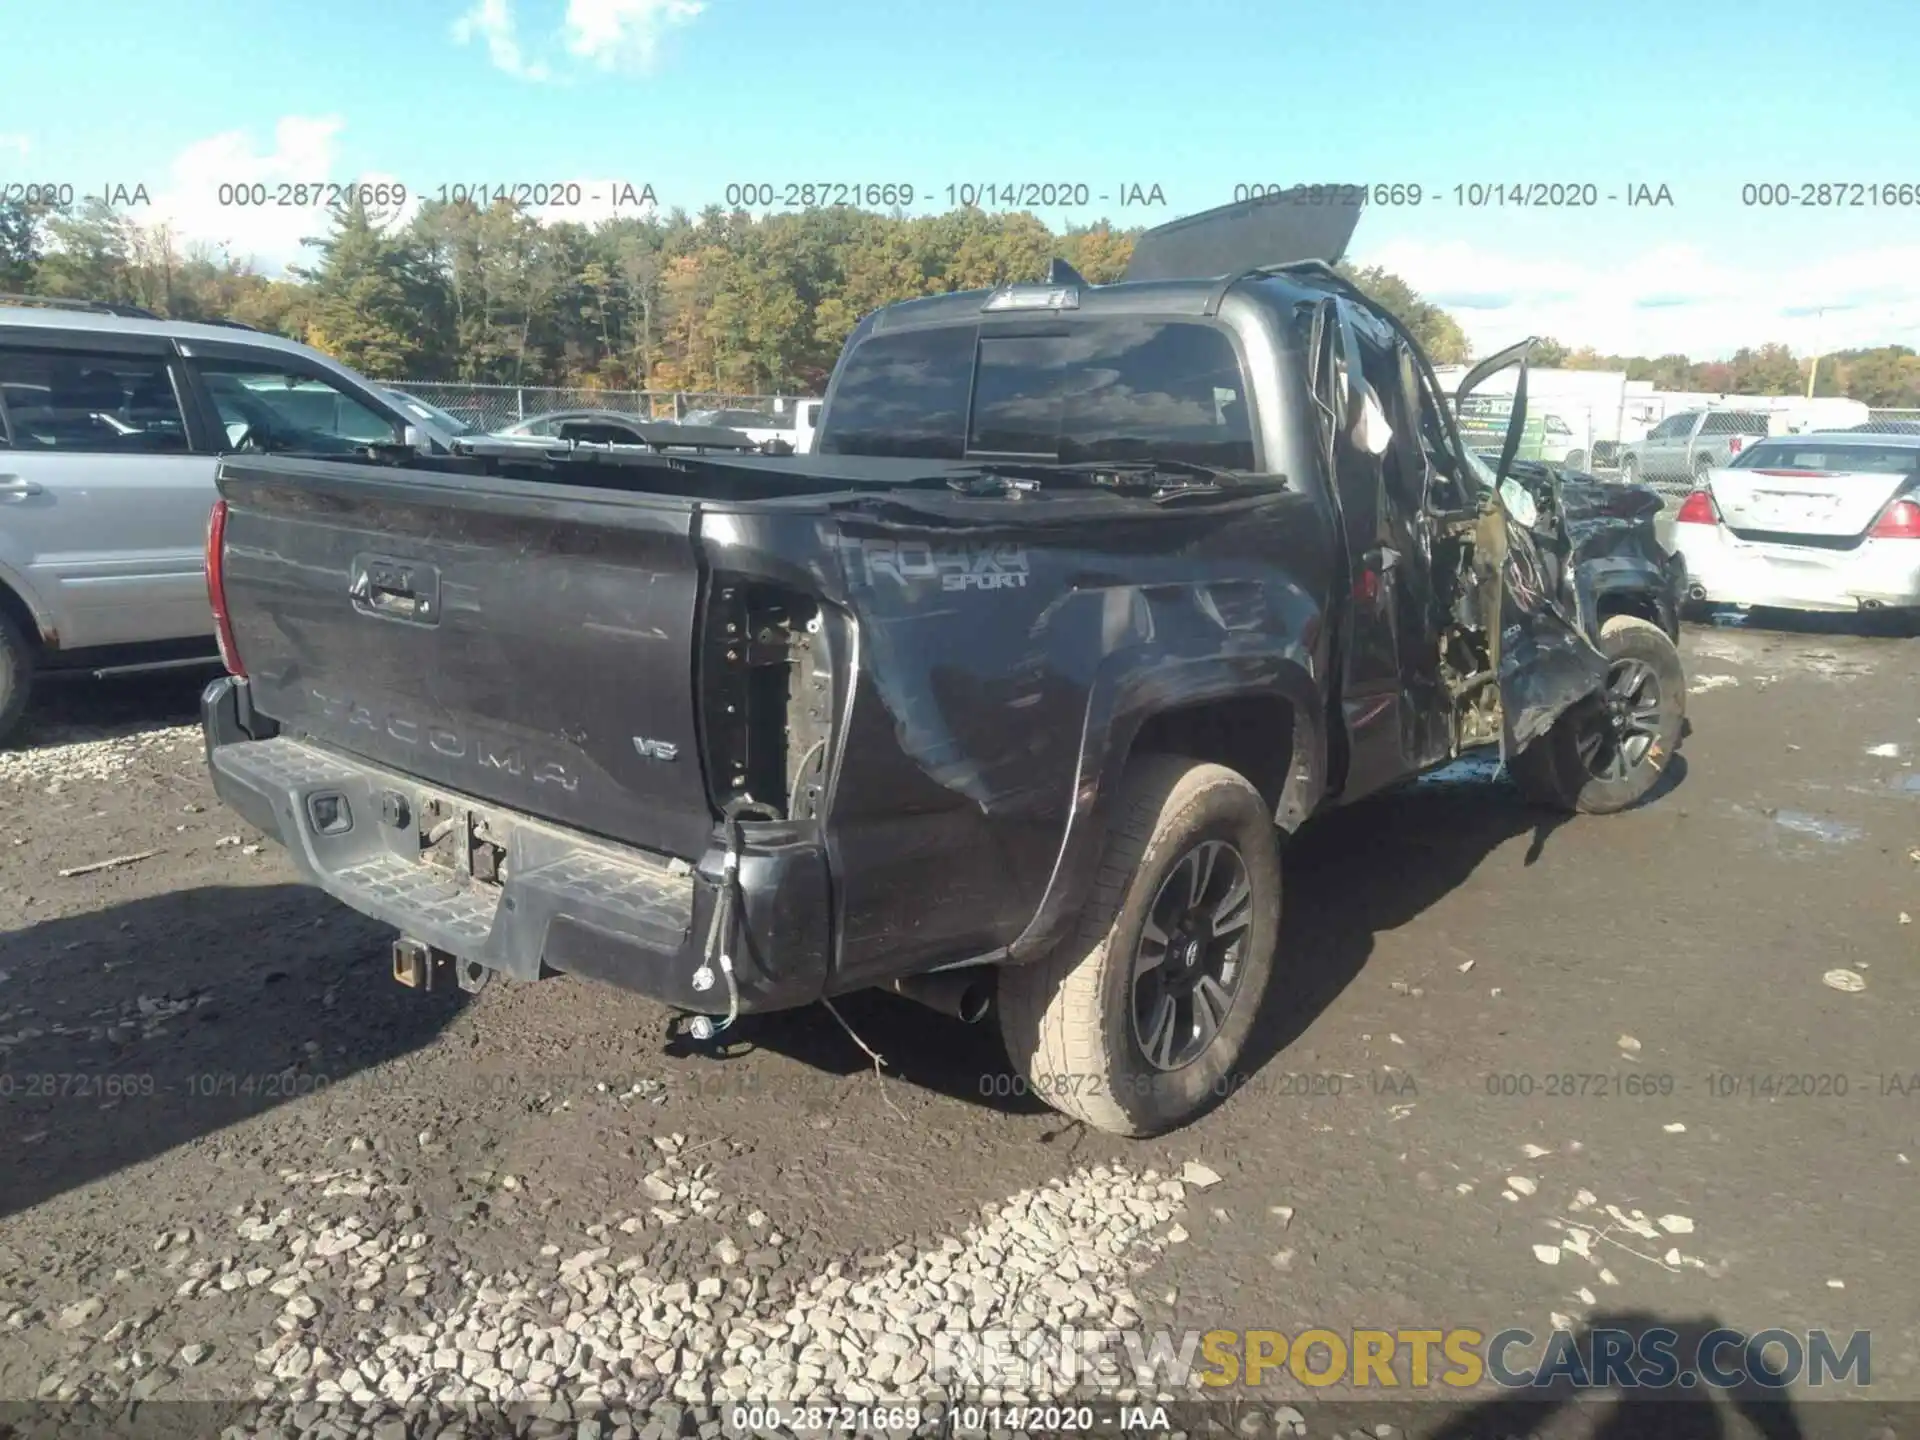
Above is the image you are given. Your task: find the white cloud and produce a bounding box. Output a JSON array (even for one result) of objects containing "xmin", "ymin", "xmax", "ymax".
[
  {"xmin": 1356, "ymin": 236, "xmax": 1920, "ymax": 360},
  {"xmin": 563, "ymin": 0, "xmax": 704, "ymax": 70},
  {"xmin": 449, "ymin": 0, "xmax": 704, "ymax": 78},
  {"xmin": 452, "ymin": 0, "xmax": 551, "ymax": 81},
  {"xmin": 145, "ymin": 117, "xmax": 422, "ymax": 275}
]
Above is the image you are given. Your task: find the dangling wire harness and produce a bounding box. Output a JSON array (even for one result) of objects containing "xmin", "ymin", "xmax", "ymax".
[{"xmin": 686, "ymin": 799, "xmax": 780, "ymax": 1040}]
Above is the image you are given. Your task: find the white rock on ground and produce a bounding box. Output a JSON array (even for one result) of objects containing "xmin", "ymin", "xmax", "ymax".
[{"xmin": 192, "ymin": 1158, "xmax": 1203, "ymax": 1413}]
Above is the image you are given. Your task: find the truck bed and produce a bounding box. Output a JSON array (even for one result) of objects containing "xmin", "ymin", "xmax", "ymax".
[{"xmin": 201, "ymin": 443, "xmax": 1331, "ymax": 1012}]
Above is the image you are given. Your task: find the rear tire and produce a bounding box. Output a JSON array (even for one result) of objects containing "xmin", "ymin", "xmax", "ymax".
[
  {"xmin": 0, "ymin": 608, "xmax": 35, "ymax": 748},
  {"xmin": 1564, "ymin": 450, "xmax": 1588, "ymax": 473},
  {"xmin": 996, "ymin": 756, "xmax": 1281, "ymax": 1137},
  {"xmin": 1511, "ymin": 615, "xmax": 1686, "ymax": 815}
]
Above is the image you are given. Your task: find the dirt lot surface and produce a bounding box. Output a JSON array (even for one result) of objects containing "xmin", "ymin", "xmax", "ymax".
[{"xmin": 1, "ymin": 620, "xmax": 1916, "ymax": 1440}]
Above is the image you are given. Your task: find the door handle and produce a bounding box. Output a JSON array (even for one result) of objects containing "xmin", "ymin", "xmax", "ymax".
[
  {"xmin": 0, "ymin": 474, "xmax": 44, "ymax": 498},
  {"xmin": 348, "ymin": 554, "xmax": 440, "ymax": 625}
]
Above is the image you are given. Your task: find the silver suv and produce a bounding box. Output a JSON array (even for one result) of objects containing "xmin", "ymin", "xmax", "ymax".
[
  {"xmin": 1616, "ymin": 408, "xmax": 1770, "ymax": 489},
  {"xmin": 0, "ymin": 298, "xmax": 460, "ymax": 743}
]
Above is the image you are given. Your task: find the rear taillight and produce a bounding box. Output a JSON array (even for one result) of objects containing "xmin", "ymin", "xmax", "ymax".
[
  {"xmin": 205, "ymin": 498, "xmax": 247, "ymax": 677},
  {"xmin": 1676, "ymin": 489, "xmax": 1721, "ymax": 525},
  {"xmin": 1727, "ymin": 436, "xmax": 1744, "ymax": 455},
  {"xmin": 1869, "ymin": 497, "xmax": 1920, "ymax": 540}
]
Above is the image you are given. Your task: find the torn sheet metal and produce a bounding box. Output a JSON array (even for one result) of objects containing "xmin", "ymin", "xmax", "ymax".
[
  {"xmin": 1122, "ymin": 189, "xmax": 1365, "ymax": 282},
  {"xmin": 1477, "ymin": 470, "xmax": 1613, "ymax": 754}
]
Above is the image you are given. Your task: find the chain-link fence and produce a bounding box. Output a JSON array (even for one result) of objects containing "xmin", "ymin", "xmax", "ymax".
[
  {"xmin": 378, "ymin": 381, "xmax": 810, "ymax": 433},
  {"xmin": 1863, "ymin": 407, "xmax": 1920, "ymax": 431}
]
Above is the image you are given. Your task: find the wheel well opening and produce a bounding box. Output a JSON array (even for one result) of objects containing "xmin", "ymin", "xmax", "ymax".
[
  {"xmin": 1129, "ymin": 696, "xmax": 1293, "ymax": 815},
  {"xmin": 0, "ymin": 582, "xmax": 42, "ymax": 654},
  {"xmin": 1596, "ymin": 590, "xmax": 1661, "ymax": 628}
]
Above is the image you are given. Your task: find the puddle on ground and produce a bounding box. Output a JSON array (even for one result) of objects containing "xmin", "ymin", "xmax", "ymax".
[
  {"xmin": 1767, "ymin": 809, "xmax": 1864, "ymax": 844},
  {"xmin": 1684, "ymin": 630, "xmax": 1879, "ymax": 679},
  {"xmin": 1416, "ymin": 753, "xmax": 1509, "ymax": 788},
  {"xmin": 1891, "ymin": 774, "xmax": 1920, "ymax": 796}
]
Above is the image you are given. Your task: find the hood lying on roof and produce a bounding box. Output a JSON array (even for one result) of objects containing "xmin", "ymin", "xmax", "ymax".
[{"xmin": 1122, "ymin": 188, "xmax": 1366, "ymax": 283}]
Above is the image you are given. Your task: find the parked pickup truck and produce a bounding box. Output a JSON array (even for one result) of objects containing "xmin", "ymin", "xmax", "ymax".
[
  {"xmin": 1616, "ymin": 408, "xmax": 1770, "ymax": 488},
  {"xmin": 200, "ymin": 226, "xmax": 1686, "ymax": 1136}
]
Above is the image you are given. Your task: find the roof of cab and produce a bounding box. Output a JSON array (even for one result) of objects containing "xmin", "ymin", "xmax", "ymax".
[{"xmin": 860, "ymin": 267, "xmax": 1339, "ymax": 335}]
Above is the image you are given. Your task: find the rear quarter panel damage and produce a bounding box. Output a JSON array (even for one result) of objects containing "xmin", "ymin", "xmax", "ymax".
[{"xmin": 819, "ymin": 488, "xmax": 1335, "ymax": 989}]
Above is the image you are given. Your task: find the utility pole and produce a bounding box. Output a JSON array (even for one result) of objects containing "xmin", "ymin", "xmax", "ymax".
[{"xmin": 1805, "ymin": 307, "xmax": 1826, "ymax": 399}]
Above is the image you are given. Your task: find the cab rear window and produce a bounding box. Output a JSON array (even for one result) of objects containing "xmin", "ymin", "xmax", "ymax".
[{"xmin": 822, "ymin": 318, "xmax": 1255, "ymax": 468}]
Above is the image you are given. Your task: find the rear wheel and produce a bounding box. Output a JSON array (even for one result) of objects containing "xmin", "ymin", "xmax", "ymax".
[
  {"xmin": 0, "ymin": 608, "xmax": 35, "ymax": 747},
  {"xmin": 996, "ymin": 756, "xmax": 1281, "ymax": 1137},
  {"xmin": 1564, "ymin": 449, "xmax": 1588, "ymax": 473},
  {"xmin": 1511, "ymin": 615, "xmax": 1686, "ymax": 815}
]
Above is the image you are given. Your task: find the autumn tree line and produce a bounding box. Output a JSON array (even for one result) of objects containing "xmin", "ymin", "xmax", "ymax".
[{"xmin": 2, "ymin": 196, "xmax": 1916, "ymax": 406}]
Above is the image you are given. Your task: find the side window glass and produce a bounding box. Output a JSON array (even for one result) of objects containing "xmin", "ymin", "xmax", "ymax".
[
  {"xmin": 0, "ymin": 349, "xmax": 188, "ymax": 453},
  {"xmin": 192, "ymin": 359, "xmax": 398, "ymax": 454},
  {"xmin": 1353, "ymin": 334, "xmax": 1425, "ymax": 512}
]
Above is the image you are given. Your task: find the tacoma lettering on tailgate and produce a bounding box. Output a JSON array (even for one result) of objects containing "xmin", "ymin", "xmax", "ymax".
[{"xmin": 307, "ymin": 688, "xmax": 580, "ymax": 791}]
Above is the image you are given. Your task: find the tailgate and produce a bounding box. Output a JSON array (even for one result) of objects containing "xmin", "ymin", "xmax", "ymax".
[
  {"xmin": 215, "ymin": 456, "xmax": 715, "ymax": 860},
  {"xmin": 1710, "ymin": 459, "xmax": 1914, "ymax": 540}
]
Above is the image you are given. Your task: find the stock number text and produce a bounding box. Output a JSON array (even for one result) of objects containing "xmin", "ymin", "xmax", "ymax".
[
  {"xmin": 725, "ymin": 182, "xmax": 916, "ymax": 209},
  {"xmin": 1742, "ymin": 182, "xmax": 1920, "ymax": 207},
  {"xmin": 218, "ymin": 181, "xmax": 410, "ymax": 208}
]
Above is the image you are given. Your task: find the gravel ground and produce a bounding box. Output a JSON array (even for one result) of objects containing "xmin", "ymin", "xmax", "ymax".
[{"xmin": 1, "ymin": 620, "xmax": 1916, "ymax": 1439}]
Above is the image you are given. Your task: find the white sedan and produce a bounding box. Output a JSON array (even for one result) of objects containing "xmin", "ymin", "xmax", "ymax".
[{"xmin": 1673, "ymin": 432, "xmax": 1920, "ymax": 626}]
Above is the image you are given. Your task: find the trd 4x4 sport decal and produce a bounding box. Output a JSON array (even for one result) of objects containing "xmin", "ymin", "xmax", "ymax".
[{"xmin": 848, "ymin": 538, "xmax": 1031, "ymax": 593}]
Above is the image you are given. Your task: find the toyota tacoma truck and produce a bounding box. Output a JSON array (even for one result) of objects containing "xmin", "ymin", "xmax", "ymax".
[{"xmin": 199, "ymin": 197, "xmax": 1686, "ymax": 1136}]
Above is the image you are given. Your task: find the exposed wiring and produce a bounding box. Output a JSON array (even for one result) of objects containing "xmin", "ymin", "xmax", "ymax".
[
  {"xmin": 688, "ymin": 798, "xmax": 780, "ymax": 1041},
  {"xmin": 790, "ymin": 738, "xmax": 829, "ymax": 817},
  {"xmin": 822, "ymin": 996, "xmax": 905, "ymax": 1122}
]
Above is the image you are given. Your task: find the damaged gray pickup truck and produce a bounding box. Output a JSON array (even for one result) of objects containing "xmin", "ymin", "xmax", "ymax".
[{"xmin": 200, "ymin": 197, "xmax": 1686, "ymax": 1136}]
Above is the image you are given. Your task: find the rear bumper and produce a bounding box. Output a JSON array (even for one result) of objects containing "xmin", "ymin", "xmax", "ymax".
[
  {"xmin": 1675, "ymin": 527, "xmax": 1920, "ymax": 612},
  {"xmin": 201, "ymin": 677, "xmax": 830, "ymax": 1014}
]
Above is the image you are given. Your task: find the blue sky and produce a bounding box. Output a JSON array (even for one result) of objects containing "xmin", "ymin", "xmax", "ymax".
[{"xmin": 5, "ymin": 0, "xmax": 1919, "ymax": 357}]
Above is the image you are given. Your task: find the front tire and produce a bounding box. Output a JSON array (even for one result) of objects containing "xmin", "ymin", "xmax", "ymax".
[
  {"xmin": 1511, "ymin": 615, "xmax": 1686, "ymax": 815},
  {"xmin": 0, "ymin": 608, "xmax": 35, "ymax": 747},
  {"xmin": 997, "ymin": 756, "xmax": 1281, "ymax": 1137}
]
